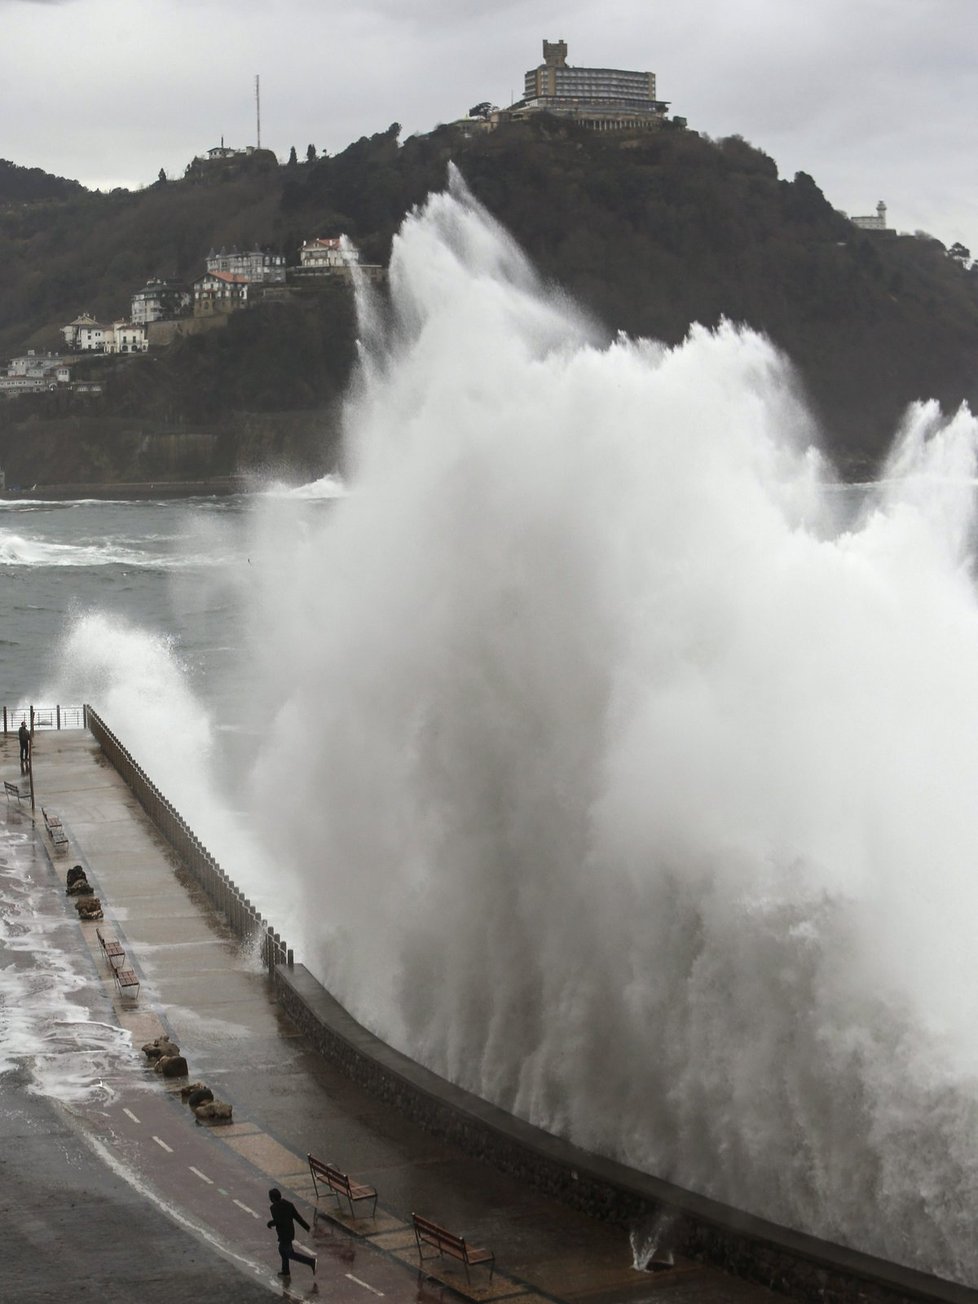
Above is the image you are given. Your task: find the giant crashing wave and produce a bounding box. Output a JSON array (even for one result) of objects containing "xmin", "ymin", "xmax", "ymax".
[{"xmin": 57, "ymin": 170, "xmax": 978, "ymax": 1284}]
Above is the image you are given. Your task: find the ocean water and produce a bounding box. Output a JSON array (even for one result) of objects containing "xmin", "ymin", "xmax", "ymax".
[
  {"xmin": 1, "ymin": 495, "xmax": 258, "ymax": 719},
  {"xmin": 6, "ymin": 173, "xmax": 978, "ymax": 1283}
]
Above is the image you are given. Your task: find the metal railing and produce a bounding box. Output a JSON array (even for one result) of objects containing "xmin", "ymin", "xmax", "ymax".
[
  {"xmin": 85, "ymin": 706, "xmax": 291, "ymax": 974},
  {"xmin": 2, "ymin": 704, "xmax": 87, "ymax": 732}
]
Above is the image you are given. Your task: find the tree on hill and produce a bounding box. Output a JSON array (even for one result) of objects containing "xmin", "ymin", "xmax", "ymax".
[{"xmin": 0, "ymin": 158, "xmax": 84, "ymax": 203}]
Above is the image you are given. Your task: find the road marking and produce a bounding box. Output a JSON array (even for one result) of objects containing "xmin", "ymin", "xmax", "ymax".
[
  {"xmin": 152, "ymin": 1136, "xmax": 173, "ymax": 1153},
  {"xmin": 189, "ymin": 1166, "xmax": 214, "ymax": 1184},
  {"xmin": 122, "ymin": 1108, "xmax": 140, "ymax": 1123},
  {"xmin": 233, "ymin": 1199, "xmax": 259, "ymax": 1218},
  {"xmin": 346, "ymin": 1275, "xmax": 384, "ymax": 1296}
]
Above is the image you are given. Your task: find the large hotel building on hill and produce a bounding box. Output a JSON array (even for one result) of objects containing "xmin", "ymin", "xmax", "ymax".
[{"xmin": 509, "ymin": 39, "xmax": 669, "ymax": 131}]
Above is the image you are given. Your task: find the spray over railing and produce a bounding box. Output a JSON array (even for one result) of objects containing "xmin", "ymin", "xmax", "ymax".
[
  {"xmin": 85, "ymin": 707, "xmax": 291, "ymax": 974},
  {"xmin": 2, "ymin": 704, "xmax": 87, "ymax": 732}
]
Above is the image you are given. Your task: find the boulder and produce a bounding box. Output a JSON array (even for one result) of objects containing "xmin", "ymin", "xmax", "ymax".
[
  {"xmin": 193, "ymin": 1100, "xmax": 233, "ymax": 1125},
  {"xmin": 186, "ymin": 1086, "xmax": 214, "ymax": 1109},
  {"xmin": 180, "ymin": 1081, "xmax": 209, "ymax": 1101},
  {"xmin": 155, "ymin": 1055, "xmax": 189, "ymax": 1078},
  {"xmin": 75, "ymin": 897, "xmax": 102, "ymax": 920},
  {"xmin": 142, "ymin": 1036, "xmax": 180, "ymax": 1061},
  {"xmin": 65, "ymin": 865, "xmax": 87, "ymax": 889},
  {"xmin": 66, "ymin": 877, "xmax": 93, "ymax": 896}
]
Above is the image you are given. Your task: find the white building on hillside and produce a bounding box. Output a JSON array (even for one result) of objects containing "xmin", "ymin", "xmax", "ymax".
[
  {"xmin": 851, "ymin": 201, "xmax": 888, "ymax": 231},
  {"xmin": 62, "ymin": 314, "xmax": 105, "ymax": 350},
  {"xmin": 7, "ymin": 350, "xmax": 65, "ymax": 377},
  {"xmin": 508, "ymin": 39, "xmax": 669, "ymax": 131},
  {"xmin": 131, "ymin": 279, "xmax": 191, "ymax": 325},
  {"xmin": 105, "ymin": 321, "xmax": 148, "ymax": 354},
  {"xmin": 206, "ymin": 247, "xmax": 286, "ymax": 283},
  {"xmin": 61, "ymin": 315, "xmax": 147, "ymax": 353},
  {"xmin": 0, "ymin": 351, "xmax": 70, "ymax": 394},
  {"xmin": 298, "ymin": 236, "xmax": 361, "ymax": 270},
  {"xmin": 193, "ymin": 270, "xmax": 250, "ymax": 316}
]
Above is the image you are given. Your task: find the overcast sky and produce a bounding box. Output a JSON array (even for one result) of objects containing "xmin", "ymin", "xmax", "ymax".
[{"xmin": 3, "ymin": 0, "xmax": 977, "ymax": 253}]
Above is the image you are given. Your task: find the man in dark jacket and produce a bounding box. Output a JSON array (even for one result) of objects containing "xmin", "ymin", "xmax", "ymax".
[
  {"xmin": 267, "ymin": 1188, "xmax": 316, "ymax": 1278},
  {"xmin": 18, "ymin": 720, "xmax": 29, "ymax": 773}
]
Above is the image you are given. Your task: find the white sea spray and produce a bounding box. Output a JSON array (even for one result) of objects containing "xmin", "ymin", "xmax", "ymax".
[
  {"xmin": 42, "ymin": 173, "xmax": 978, "ymax": 1282},
  {"xmin": 239, "ymin": 175, "xmax": 978, "ymax": 1280}
]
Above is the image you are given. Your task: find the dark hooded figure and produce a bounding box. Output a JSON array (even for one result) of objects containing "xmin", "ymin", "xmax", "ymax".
[
  {"xmin": 18, "ymin": 720, "xmax": 29, "ymax": 771},
  {"xmin": 267, "ymin": 1188, "xmax": 316, "ymax": 1279}
]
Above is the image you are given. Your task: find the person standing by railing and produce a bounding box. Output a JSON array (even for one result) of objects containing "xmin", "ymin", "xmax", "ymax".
[{"xmin": 18, "ymin": 719, "xmax": 30, "ymax": 774}]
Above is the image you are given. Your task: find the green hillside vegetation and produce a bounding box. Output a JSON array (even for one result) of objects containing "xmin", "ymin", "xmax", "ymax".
[
  {"xmin": 1, "ymin": 119, "xmax": 977, "ymax": 485},
  {"xmin": 0, "ymin": 158, "xmax": 84, "ymax": 204}
]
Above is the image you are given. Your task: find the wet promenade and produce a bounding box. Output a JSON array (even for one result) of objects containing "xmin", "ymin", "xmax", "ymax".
[{"xmin": 0, "ymin": 728, "xmax": 776, "ymax": 1303}]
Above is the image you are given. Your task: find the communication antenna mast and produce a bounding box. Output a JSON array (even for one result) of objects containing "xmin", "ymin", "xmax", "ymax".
[{"xmin": 255, "ymin": 74, "xmax": 261, "ymax": 150}]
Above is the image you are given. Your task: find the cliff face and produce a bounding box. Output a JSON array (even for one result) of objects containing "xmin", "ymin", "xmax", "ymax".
[
  {"xmin": 2, "ymin": 121, "xmax": 977, "ymax": 485},
  {"xmin": 0, "ymin": 412, "xmax": 333, "ymax": 491}
]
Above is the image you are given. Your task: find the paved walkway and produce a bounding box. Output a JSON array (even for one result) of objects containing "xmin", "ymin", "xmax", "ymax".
[{"xmin": 1, "ymin": 729, "xmax": 776, "ymax": 1303}]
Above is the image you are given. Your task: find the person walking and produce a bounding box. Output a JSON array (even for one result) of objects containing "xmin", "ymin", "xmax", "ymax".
[
  {"xmin": 267, "ymin": 1188, "xmax": 316, "ymax": 1279},
  {"xmin": 18, "ymin": 720, "xmax": 30, "ymax": 774}
]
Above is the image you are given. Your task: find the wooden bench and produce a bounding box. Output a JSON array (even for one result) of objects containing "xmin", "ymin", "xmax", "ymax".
[
  {"xmin": 307, "ymin": 1153, "xmax": 378, "ymax": 1218},
  {"xmin": 114, "ymin": 968, "xmax": 139, "ymax": 998},
  {"xmin": 412, "ymin": 1213, "xmax": 494, "ymax": 1283},
  {"xmin": 96, "ymin": 926, "xmax": 126, "ymax": 971},
  {"xmin": 42, "ymin": 807, "xmax": 68, "ymax": 852},
  {"xmin": 4, "ymin": 779, "xmax": 27, "ymax": 805}
]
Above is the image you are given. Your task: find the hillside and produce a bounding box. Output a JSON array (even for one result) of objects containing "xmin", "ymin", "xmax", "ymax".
[
  {"xmin": 0, "ymin": 158, "xmax": 84, "ymax": 204},
  {"xmin": 2, "ymin": 120, "xmax": 977, "ymax": 485}
]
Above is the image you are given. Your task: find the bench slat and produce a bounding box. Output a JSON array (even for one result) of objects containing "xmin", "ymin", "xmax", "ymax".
[
  {"xmin": 42, "ymin": 808, "xmax": 67, "ymax": 850},
  {"xmin": 114, "ymin": 968, "xmax": 139, "ymax": 997},
  {"xmin": 97, "ymin": 930, "xmax": 126, "ymax": 971},
  {"xmin": 307, "ymin": 1153, "xmax": 377, "ymax": 1217},
  {"xmin": 412, "ymin": 1213, "xmax": 494, "ymax": 1282}
]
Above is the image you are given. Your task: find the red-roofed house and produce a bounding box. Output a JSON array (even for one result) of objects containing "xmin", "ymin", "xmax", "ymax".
[{"xmin": 193, "ymin": 269, "xmax": 250, "ymax": 317}]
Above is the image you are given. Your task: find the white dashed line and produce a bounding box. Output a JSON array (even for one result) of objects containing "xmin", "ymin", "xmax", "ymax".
[
  {"xmin": 233, "ymin": 1199, "xmax": 259, "ymax": 1218},
  {"xmin": 152, "ymin": 1136, "xmax": 173, "ymax": 1153},
  {"xmin": 122, "ymin": 1108, "xmax": 140, "ymax": 1123},
  {"xmin": 189, "ymin": 1166, "xmax": 214, "ymax": 1184},
  {"xmin": 346, "ymin": 1275, "xmax": 385, "ymax": 1296}
]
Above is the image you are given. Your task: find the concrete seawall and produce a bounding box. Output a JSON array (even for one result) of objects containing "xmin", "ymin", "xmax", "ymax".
[{"xmin": 87, "ymin": 707, "xmax": 978, "ymax": 1304}]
